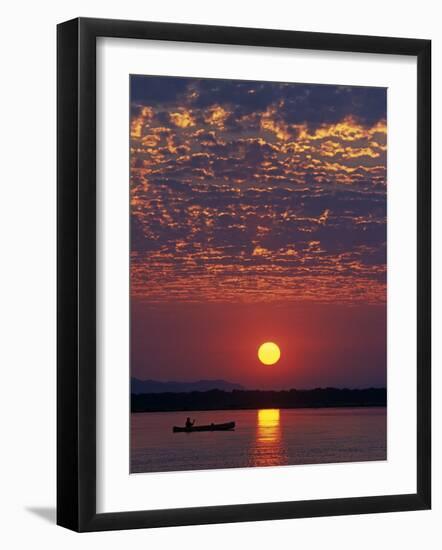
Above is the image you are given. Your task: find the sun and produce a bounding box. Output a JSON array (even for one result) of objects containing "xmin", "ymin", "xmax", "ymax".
[{"xmin": 258, "ymin": 342, "xmax": 281, "ymax": 365}]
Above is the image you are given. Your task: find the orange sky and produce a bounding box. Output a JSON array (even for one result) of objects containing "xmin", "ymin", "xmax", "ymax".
[{"xmin": 130, "ymin": 76, "xmax": 387, "ymax": 389}]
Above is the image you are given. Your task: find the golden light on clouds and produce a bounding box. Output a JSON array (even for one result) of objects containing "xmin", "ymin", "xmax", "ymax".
[
  {"xmin": 170, "ymin": 110, "xmax": 195, "ymax": 128},
  {"xmin": 205, "ymin": 105, "xmax": 229, "ymax": 127},
  {"xmin": 129, "ymin": 77, "xmax": 387, "ymax": 306}
]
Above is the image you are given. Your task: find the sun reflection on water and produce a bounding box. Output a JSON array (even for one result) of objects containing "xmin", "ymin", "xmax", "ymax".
[
  {"xmin": 258, "ymin": 409, "xmax": 280, "ymax": 442},
  {"xmin": 250, "ymin": 409, "xmax": 287, "ymax": 467}
]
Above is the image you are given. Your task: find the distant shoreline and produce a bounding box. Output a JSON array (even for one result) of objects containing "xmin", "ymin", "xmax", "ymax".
[
  {"xmin": 131, "ymin": 388, "xmax": 387, "ymax": 413},
  {"xmin": 131, "ymin": 404, "xmax": 387, "ymax": 413}
]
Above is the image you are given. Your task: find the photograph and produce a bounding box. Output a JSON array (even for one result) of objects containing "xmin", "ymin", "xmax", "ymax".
[
  {"xmin": 0, "ymin": 0, "xmax": 434, "ymax": 541},
  {"xmin": 129, "ymin": 75, "xmax": 388, "ymax": 474}
]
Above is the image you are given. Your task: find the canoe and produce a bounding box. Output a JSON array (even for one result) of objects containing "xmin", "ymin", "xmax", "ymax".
[{"xmin": 173, "ymin": 421, "xmax": 235, "ymax": 433}]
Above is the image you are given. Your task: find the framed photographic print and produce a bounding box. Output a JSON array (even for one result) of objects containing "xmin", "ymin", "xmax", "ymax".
[{"xmin": 57, "ymin": 18, "xmax": 431, "ymax": 531}]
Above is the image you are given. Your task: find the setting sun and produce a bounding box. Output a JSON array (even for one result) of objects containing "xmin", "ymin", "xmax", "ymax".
[{"xmin": 258, "ymin": 342, "xmax": 281, "ymax": 365}]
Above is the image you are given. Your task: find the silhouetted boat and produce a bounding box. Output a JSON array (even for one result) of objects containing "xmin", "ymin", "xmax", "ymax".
[{"xmin": 173, "ymin": 421, "xmax": 235, "ymax": 433}]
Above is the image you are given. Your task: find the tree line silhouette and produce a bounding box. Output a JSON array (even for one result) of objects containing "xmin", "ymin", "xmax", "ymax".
[{"xmin": 131, "ymin": 387, "xmax": 386, "ymax": 413}]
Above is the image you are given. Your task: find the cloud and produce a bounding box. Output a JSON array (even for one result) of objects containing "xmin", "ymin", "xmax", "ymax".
[{"xmin": 129, "ymin": 76, "xmax": 387, "ymax": 304}]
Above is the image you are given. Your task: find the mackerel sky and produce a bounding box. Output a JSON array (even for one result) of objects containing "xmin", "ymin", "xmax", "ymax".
[{"xmin": 130, "ymin": 75, "xmax": 386, "ymax": 306}]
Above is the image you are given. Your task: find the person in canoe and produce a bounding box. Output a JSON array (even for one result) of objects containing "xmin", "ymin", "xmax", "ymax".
[
  {"xmin": 185, "ymin": 417, "xmax": 195, "ymax": 429},
  {"xmin": 173, "ymin": 421, "xmax": 235, "ymax": 432}
]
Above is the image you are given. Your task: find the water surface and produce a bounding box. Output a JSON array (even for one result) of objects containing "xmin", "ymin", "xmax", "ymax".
[{"xmin": 131, "ymin": 407, "xmax": 386, "ymax": 473}]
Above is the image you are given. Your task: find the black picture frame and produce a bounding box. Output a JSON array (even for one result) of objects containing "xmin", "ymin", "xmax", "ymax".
[{"xmin": 57, "ymin": 17, "xmax": 431, "ymax": 532}]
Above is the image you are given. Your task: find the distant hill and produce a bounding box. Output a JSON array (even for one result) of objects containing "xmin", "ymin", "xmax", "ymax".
[{"xmin": 131, "ymin": 378, "xmax": 245, "ymax": 394}]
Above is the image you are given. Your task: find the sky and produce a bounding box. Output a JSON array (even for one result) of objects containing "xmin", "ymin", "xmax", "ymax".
[{"xmin": 130, "ymin": 75, "xmax": 387, "ymax": 390}]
